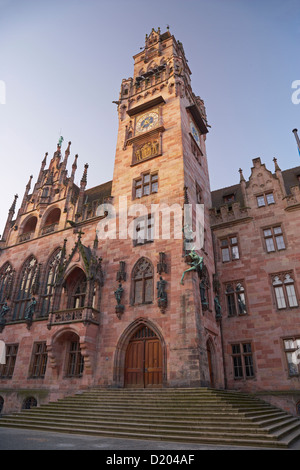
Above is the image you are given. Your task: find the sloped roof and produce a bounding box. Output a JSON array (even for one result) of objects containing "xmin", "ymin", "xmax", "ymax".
[{"xmin": 84, "ymin": 181, "xmax": 112, "ymax": 205}]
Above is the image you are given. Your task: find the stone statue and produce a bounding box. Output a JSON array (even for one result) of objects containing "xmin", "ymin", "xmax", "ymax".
[
  {"xmin": 157, "ymin": 276, "xmax": 167, "ymax": 313},
  {"xmin": 0, "ymin": 302, "xmax": 10, "ymax": 324},
  {"xmin": 180, "ymin": 250, "xmax": 203, "ymax": 285},
  {"xmin": 214, "ymin": 295, "xmax": 222, "ymax": 320},
  {"xmin": 114, "ymin": 283, "xmax": 124, "ymax": 306},
  {"xmin": 157, "ymin": 276, "xmax": 167, "ymax": 301},
  {"xmin": 114, "ymin": 284, "xmax": 125, "ymax": 319},
  {"xmin": 24, "ymin": 297, "xmax": 37, "ymax": 321},
  {"xmin": 200, "ymin": 279, "xmax": 208, "ymax": 307}
]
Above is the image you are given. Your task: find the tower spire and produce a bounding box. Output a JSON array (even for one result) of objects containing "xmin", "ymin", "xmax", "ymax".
[
  {"xmin": 76, "ymin": 163, "xmax": 89, "ymax": 220},
  {"xmin": 2, "ymin": 194, "xmax": 18, "ymax": 242}
]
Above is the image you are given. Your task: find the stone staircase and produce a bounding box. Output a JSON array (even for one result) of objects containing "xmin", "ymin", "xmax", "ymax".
[{"xmin": 1, "ymin": 388, "xmax": 300, "ymax": 448}]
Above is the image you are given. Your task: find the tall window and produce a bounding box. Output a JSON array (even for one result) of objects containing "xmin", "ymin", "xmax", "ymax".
[
  {"xmin": 0, "ymin": 344, "xmax": 18, "ymax": 379},
  {"xmin": 272, "ymin": 273, "xmax": 298, "ymax": 309},
  {"xmin": 283, "ymin": 338, "xmax": 300, "ymax": 376},
  {"xmin": 66, "ymin": 340, "xmax": 84, "ymax": 377},
  {"xmin": 13, "ymin": 256, "xmax": 38, "ymax": 320},
  {"xmin": 225, "ymin": 282, "xmax": 247, "ymax": 316},
  {"xmin": 220, "ymin": 236, "xmax": 240, "ymax": 262},
  {"xmin": 0, "ymin": 262, "xmax": 14, "ymax": 306},
  {"xmin": 231, "ymin": 343, "xmax": 255, "ymax": 379},
  {"xmin": 68, "ymin": 273, "xmax": 87, "ymax": 309},
  {"xmin": 132, "ymin": 258, "xmax": 154, "ymax": 305},
  {"xmin": 263, "ymin": 226, "xmax": 285, "ymax": 252},
  {"xmin": 40, "ymin": 249, "xmax": 62, "ymax": 317},
  {"xmin": 29, "ymin": 342, "xmax": 48, "ymax": 378}
]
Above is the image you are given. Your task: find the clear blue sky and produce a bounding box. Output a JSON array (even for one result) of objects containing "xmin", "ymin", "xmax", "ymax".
[{"xmin": 0, "ymin": 0, "xmax": 299, "ymax": 233}]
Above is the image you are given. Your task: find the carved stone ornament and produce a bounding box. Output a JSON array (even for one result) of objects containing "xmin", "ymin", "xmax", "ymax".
[
  {"xmin": 114, "ymin": 283, "xmax": 125, "ymax": 319},
  {"xmin": 157, "ymin": 276, "xmax": 167, "ymax": 313},
  {"xmin": 132, "ymin": 138, "xmax": 160, "ymax": 164}
]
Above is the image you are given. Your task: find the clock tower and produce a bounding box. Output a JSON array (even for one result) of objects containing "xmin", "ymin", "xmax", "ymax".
[{"xmin": 98, "ymin": 28, "xmax": 224, "ymax": 389}]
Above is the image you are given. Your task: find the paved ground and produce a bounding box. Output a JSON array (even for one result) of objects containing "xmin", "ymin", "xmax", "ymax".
[{"xmin": 0, "ymin": 427, "xmax": 299, "ymax": 451}]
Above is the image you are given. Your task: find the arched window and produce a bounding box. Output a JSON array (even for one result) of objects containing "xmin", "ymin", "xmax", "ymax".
[
  {"xmin": 22, "ymin": 216, "xmax": 37, "ymax": 234},
  {"xmin": 13, "ymin": 256, "xmax": 38, "ymax": 320},
  {"xmin": 41, "ymin": 208, "xmax": 61, "ymax": 235},
  {"xmin": 22, "ymin": 397, "xmax": 37, "ymax": 410},
  {"xmin": 0, "ymin": 262, "xmax": 14, "ymax": 306},
  {"xmin": 66, "ymin": 269, "xmax": 87, "ymax": 309},
  {"xmin": 132, "ymin": 258, "xmax": 154, "ymax": 305},
  {"xmin": 40, "ymin": 249, "xmax": 62, "ymax": 317}
]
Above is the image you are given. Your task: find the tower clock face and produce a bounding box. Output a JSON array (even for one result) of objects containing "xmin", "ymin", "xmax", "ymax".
[
  {"xmin": 190, "ymin": 120, "xmax": 201, "ymax": 147},
  {"xmin": 136, "ymin": 110, "xmax": 159, "ymax": 134}
]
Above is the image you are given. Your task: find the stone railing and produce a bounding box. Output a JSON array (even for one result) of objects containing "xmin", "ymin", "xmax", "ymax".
[
  {"xmin": 18, "ymin": 231, "xmax": 34, "ymax": 243},
  {"xmin": 47, "ymin": 307, "xmax": 100, "ymax": 329},
  {"xmin": 210, "ymin": 202, "xmax": 252, "ymax": 228},
  {"xmin": 41, "ymin": 223, "xmax": 58, "ymax": 235}
]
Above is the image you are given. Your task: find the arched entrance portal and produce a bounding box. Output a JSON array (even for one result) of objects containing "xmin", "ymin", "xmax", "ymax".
[{"xmin": 125, "ymin": 325, "xmax": 163, "ymax": 388}]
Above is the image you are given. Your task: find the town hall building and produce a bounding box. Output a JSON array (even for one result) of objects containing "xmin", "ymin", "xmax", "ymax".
[{"xmin": 0, "ymin": 28, "xmax": 300, "ymax": 418}]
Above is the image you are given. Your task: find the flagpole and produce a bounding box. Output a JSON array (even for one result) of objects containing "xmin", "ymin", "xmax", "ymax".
[{"xmin": 292, "ymin": 129, "xmax": 300, "ymax": 155}]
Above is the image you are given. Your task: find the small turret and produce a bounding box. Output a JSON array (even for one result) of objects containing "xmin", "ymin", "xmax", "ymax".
[
  {"xmin": 2, "ymin": 194, "xmax": 18, "ymax": 242},
  {"xmin": 76, "ymin": 164, "xmax": 89, "ymax": 219}
]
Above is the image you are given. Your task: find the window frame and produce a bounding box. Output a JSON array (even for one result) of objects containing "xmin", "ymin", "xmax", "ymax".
[
  {"xmin": 256, "ymin": 192, "xmax": 275, "ymax": 208},
  {"xmin": 283, "ymin": 337, "xmax": 300, "ymax": 377},
  {"xmin": 132, "ymin": 213, "xmax": 155, "ymax": 246},
  {"xmin": 231, "ymin": 342, "xmax": 255, "ymax": 380},
  {"xmin": 28, "ymin": 342, "xmax": 48, "ymax": 379},
  {"xmin": 271, "ymin": 272, "xmax": 299, "ymax": 310},
  {"xmin": 225, "ymin": 281, "xmax": 248, "ymax": 317},
  {"xmin": 131, "ymin": 258, "xmax": 154, "ymax": 305},
  {"xmin": 220, "ymin": 235, "xmax": 240, "ymax": 263},
  {"xmin": 0, "ymin": 344, "xmax": 18, "ymax": 379},
  {"xmin": 66, "ymin": 340, "xmax": 84, "ymax": 378},
  {"xmin": 262, "ymin": 225, "xmax": 286, "ymax": 253},
  {"xmin": 133, "ymin": 171, "xmax": 158, "ymax": 199}
]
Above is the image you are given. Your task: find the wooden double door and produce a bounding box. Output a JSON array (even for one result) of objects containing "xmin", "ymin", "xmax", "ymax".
[{"xmin": 125, "ymin": 326, "xmax": 163, "ymax": 388}]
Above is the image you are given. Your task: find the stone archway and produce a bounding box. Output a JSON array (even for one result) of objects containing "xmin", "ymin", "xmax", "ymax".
[{"xmin": 113, "ymin": 318, "xmax": 167, "ymax": 388}]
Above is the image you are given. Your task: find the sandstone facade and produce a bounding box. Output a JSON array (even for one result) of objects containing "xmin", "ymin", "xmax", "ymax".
[{"xmin": 0, "ymin": 29, "xmax": 299, "ymax": 417}]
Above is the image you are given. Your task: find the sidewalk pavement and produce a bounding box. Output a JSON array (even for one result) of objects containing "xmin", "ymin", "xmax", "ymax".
[{"xmin": 0, "ymin": 427, "xmax": 299, "ymax": 451}]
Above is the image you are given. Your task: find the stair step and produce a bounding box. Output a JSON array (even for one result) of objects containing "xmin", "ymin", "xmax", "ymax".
[
  {"xmin": 0, "ymin": 387, "xmax": 298, "ymax": 449},
  {"xmin": 0, "ymin": 421, "xmax": 288, "ymax": 448}
]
